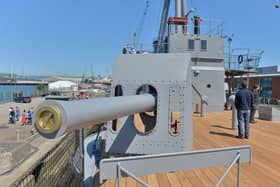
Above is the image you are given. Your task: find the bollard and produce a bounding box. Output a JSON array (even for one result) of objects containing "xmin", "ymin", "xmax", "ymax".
[
  {"xmin": 228, "ymin": 95, "xmax": 238, "ymax": 129},
  {"xmin": 16, "ymin": 129, "xmax": 20, "ymax": 142}
]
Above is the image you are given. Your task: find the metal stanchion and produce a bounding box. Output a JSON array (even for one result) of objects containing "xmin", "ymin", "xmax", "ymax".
[
  {"xmin": 16, "ymin": 129, "xmax": 20, "ymax": 142},
  {"xmin": 229, "ymin": 95, "xmax": 238, "ymax": 129}
]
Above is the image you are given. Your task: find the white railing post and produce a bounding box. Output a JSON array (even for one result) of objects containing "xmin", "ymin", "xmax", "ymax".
[
  {"xmin": 237, "ymin": 151, "xmax": 240, "ymax": 187},
  {"xmin": 117, "ymin": 163, "xmax": 121, "ymax": 187},
  {"xmin": 215, "ymin": 151, "xmax": 241, "ymax": 187}
]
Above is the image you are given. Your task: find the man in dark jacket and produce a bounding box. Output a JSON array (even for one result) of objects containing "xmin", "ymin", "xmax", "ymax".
[
  {"xmin": 235, "ymin": 80, "xmax": 253, "ymax": 139},
  {"xmin": 250, "ymin": 84, "xmax": 260, "ymax": 123}
]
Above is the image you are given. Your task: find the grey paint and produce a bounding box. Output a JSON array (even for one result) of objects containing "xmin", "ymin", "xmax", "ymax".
[
  {"xmin": 106, "ymin": 53, "xmax": 192, "ymax": 154},
  {"xmin": 34, "ymin": 94, "xmax": 155, "ymax": 139},
  {"xmin": 83, "ymin": 134, "xmax": 98, "ymax": 186},
  {"xmin": 175, "ymin": 0, "xmax": 182, "ymax": 32},
  {"xmin": 100, "ymin": 145, "xmax": 252, "ymax": 183},
  {"xmin": 168, "ymin": 34, "xmax": 224, "ymax": 61},
  {"xmin": 168, "ymin": 33, "xmax": 225, "ymax": 112},
  {"xmin": 181, "ymin": 0, "xmax": 187, "ymax": 16},
  {"xmin": 229, "ymin": 95, "xmax": 238, "ymax": 129},
  {"xmin": 157, "ymin": 0, "xmax": 170, "ymax": 53},
  {"xmin": 192, "ymin": 67, "xmax": 225, "ymax": 112},
  {"xmin": 175, "ymin": 0, "xmax": 182, "ymax": 17}
]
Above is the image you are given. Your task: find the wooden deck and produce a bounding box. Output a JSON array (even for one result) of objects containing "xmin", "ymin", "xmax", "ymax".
[{"xmin": 98, "ymin": 111, "xmax": 280, "ymax": 187}]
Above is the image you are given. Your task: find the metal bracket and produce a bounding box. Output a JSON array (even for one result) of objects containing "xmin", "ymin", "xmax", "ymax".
[
  {"xmin": 215, "ymin": 151, "xmax": 240, "ymax": 187},
  {"xmin": 100, "ymin": 145, "xmax": 252, "ymax": 184},
  {"xmin": 117, "ymin": 163, "xmax": 150, "ymax": 187}
]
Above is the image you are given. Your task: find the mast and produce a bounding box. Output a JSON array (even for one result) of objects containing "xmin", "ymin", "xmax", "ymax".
[
  {"xmin": 156, "ymin": 0, "xmax": 170, "ymax": 53},
  {"xmin": 156, "ymin": 0, "xmax": 187, "ymax": 53},
  {"xmin": 175, "ymin": 0, "xmax": 188, "ymax": 32},
  {"xmin": 175, "ymin": 0, "xmax": 183, "ymax": 17},
  {"xmin": 181, "ymin": 0, "xmax": 187, "ymax": 17}
]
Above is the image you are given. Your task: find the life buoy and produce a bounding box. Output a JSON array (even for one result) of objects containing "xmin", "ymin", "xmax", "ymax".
[{"xmin": 238, "ymin": 55, "xmax": 243, "ymax": 64}]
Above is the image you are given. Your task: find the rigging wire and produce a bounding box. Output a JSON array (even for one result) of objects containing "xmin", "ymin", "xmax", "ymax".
[
  {"xmin": 132, "ymin": 0, "xmax": 150, "ymax": 48},
  {"xmin": 155, "ymin": 0, "xmax": 165, "ymax": 38}
]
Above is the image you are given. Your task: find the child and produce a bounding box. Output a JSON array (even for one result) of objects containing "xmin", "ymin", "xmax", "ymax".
[
  {"xmin": 27, "ymin": 110, "xmax": 32, "ymax": 125},
  {"xmin": 21, "ymin": 110, "xmax": 27, "ymax": 126}
]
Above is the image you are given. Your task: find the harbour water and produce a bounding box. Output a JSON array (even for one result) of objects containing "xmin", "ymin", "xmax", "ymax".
[{"xmin": 0, "ymin": 85, "xmax": 38, "ymax": 104}]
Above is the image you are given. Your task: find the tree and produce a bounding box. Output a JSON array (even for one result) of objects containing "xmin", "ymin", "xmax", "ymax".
[{"xmin": 36, "ymin": 84, "xmax": 46, "ymax": 95}]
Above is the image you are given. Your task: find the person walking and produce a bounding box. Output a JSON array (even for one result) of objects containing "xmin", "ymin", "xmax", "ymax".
[
  {"xmin": 235, "ymin": 80, "xmax": 253, "ymax": 139},
  {"xmin": 15, "ymin": 106, "xmax": 20, "ymax": 121},
  {"xmin": 250, "ymin": 84, "xmax": 260, "ymax": 123},
  {"xmin": 9, "ymin": 107, "xmax": 15, "ymax": 124}
]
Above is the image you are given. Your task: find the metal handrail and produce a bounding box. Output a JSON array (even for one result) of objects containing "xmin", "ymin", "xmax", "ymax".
[
  {"xmin": 192, "ymin": 84, "xmax": 208, "ymax": 117},
  {"xmin": 114, "ymin": 150, "xmax": 243, "ymax": 187},
  {"xmin": 167, "ymin": 18, "xmax": 224, "ymax": 36},
  {"xmin": 215, "ymin": 151, "xmax": 241, "ymax": 187},
  {"xmin": 117, "ymin": 163, "xmax": 150, "ymax": 187}
]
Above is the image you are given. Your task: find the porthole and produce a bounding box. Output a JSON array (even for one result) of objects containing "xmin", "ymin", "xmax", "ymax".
[{"xmin": 134, "ymin": 85, "xmax": 157, "ymax": 134}]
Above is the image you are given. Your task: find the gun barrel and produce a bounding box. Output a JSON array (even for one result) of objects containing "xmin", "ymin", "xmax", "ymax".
[{"xmin": 33, "ymin": 94, "xmax": 155, "ymax": 139}]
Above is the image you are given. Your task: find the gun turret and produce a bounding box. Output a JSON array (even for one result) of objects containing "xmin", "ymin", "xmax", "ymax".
[
  {"xmin": 34, "ymin": 53, "xmax": 193, "ymax": 154},
  {"xmin": 33, "ymin": 94, "xmax": 155, "ymax": 139}
]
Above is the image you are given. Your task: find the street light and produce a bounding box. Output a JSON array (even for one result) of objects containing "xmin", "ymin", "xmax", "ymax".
[
  {"xmin": 185, "ymin": 8, "xmax": 196, "ymax": 17},
  {"xmin": 275, "ymin": 5, "xmax": 279, "ymax": 8},
  {"xmin": 225, "ymin": 34, "xmax": 234, "ymax": 69}
]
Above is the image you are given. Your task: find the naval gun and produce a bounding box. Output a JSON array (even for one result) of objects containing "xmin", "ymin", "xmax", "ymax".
[
  {"xmin": 34, "ymin": 94, "xmax": 155, "ymax": 139},
  {"xmin": 34, "ymin": 53, "xmax": 193, "ymax": 154},
  {"xmin": 33, "ymin": 54, "xmax": 251, "ymax": 186}
]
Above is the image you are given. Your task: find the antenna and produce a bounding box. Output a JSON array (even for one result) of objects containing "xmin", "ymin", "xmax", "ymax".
[
  {"xmin": 81, "ymin": 65, "xmax": 85, "ymax": 83},
  {"xmin": 91, "ymin": 64, "xmax": 94, "ymax": 83}
]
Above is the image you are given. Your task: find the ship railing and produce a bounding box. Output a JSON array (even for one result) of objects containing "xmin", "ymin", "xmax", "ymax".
[
  {"xmin": 100, "ymin": 146, "xmax": 252, "ymax": 187},
  {"xmin": 11, "ymin": 126, "xmax": 98, "ymax": 187},
  {"xmin": 215, "ymin": 151, "xmax": 241, "ymax": 187},
  {"xmin": 224, "ymin": 48, "xmax": 264, "ymax": 71},
  {"xmin": 168, "ymin": 18, "xmax": 224, "ymax": 36},
  {"xmin": 115, "ymin": 155, "xmax": 241, "ymax": 187},
  {"xmin": 116, "ymin": 163, "xmax": 150, "ymax": 187}
]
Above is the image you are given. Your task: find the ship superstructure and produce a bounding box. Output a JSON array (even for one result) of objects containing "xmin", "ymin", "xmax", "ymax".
[{"xmin": 153, "ymin": 0, "xmax": 225, "ymax": 113}]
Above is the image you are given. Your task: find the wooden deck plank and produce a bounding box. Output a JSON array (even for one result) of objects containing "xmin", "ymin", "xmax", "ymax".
[
  {"xmin": 103, "ymin": 179, "xmax": 115, "ymax": 187},
  {"xmin": 137, "ymin": 176, "xmax": 148, "ymax": 187},
  {"xmin": 182, "ymin": 170, "xmax": 204, "ymax": 187},
  {"xmin": 156, "ymin": 173, "xmax": 170, "ymax": 187},
  {"xmin": 147, "ymin": 174, "xmax": 159, "ymax": 187},
  {"xmin": 126, "ymin": 177, "xmax": 138, "ymax": 187},
  {"xmin": 174, "ymin": 171, "xmax": 193, "ymax": 187},
  {"xmin": 193, "ymin": 169, "xmax": 215, "ymax": 187},
  {"xmin": 201, "ymin": 168, "xmax": 220, "ymax": 185},
  {"xmin": 166, "ymin": 172, "xmax": 182, "ymax": 187},
  {"xmin": 98, "ymin": 111, "xmax": 280, "ymax": 186}
]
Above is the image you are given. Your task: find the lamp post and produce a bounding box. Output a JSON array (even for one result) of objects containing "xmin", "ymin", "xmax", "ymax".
[
  {"xmin": 224, "ymin": 34, "xmax": 234, "ymax": 96},
  {"xmin": 225, "ymin": 34, "xmax": 234, "ymax": 69},
  {"xmin": 185, "ymin": 8, "xmax": 196, "ymax": 17},
  {"xmin": 228, "ymin": 37, "xmax": 233, "ymax": 69}
]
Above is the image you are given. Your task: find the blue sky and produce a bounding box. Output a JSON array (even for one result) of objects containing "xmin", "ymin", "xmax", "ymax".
[{"xmin": 0, "ymin": 0, "xmax": 279, "ymax": 76}]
